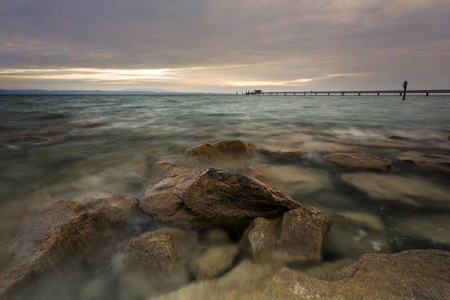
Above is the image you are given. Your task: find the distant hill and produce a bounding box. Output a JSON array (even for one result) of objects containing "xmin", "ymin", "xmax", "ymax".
[{"xmin": 0, "ymin": 89, "xmax": 231, "ymax": 95}]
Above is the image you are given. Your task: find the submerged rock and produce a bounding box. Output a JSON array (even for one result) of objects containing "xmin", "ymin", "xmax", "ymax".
[
  {"xmin": 201, "ymin": 229, "xmax": 232, "ymax": 247},
  {"xmin": 185, "ymin": 140, "xmax": 256, "ymax": 164},
  {"xmin": 391, "ymin": 215, "xmax": 450, "ymax": 251},
  {"xmin": 114, "ymin": 227, "xmax": 198, "ymax": 297},
  {"xmin": 189, "ymin": 245, "xmax": 239, "ymax": 280},
  {"xmin": 156, "ymin": 250, "xmax": 450, "ymax": 300},
  {"xmin": 341, "ymin": 173, "xmax": 450, "ymax": 209},
  {"xmin": 0, "ymin": 194, "xmax": 138, "ymax": 297},
  {"xmin": 241, "ymin": 207, "xmax": 332, "ymax": 266},
  {"xmin": 242, "ymin": 165, "xmax": 331, "ymax": 196},
  {"xmin": 256, "ymin": 148, "xmax": 308, "ymax": 163},
  {"xmin": 150, "ymin": 161, "xmax": 192, "ymax": 180},
  {"xmin": 299, "ymin": 141, "xmax": 363, "ymax": 153},
  {"xmin": 140, "ymin": 168, "xmax": 301, "ymax": 230},
  {"xmin": 323, "ymin": 153, "xmax": 392, "ymax": 171},
  {"xmin": 324, "ymin": 212, "xmax": 391, "ymax": 258},
  {"xmin": 396, "ymin": 151, "xmax": 450, "ymax": 172}
]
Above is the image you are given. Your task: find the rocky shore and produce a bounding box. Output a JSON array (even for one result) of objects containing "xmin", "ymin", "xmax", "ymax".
[{"xmin": 1, "ymin": 140, "xmax": 449, "ymax": 299}]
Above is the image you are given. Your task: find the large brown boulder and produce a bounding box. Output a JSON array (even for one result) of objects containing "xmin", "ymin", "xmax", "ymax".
[
  {"xmin": 114, "ymin": 227, "xmax": 197, "ymax": 296},
  {"xmin": 156, "ymin": 250, "xmax": 450, "ymax": 300},
  {"xmin": 0, "ymin": 194, "xmax": 138, "ymax": 297},
  {"xmin": 140, "ymin": 168, "xmax": 301, "ymax": 230},
  {"xmin": 185, "ymin": 140, "xmax": 256, "ymax": 164},
  {"xmin": 324, "ymin": 153, "xmax": 392, "ymax": 171},
  {"xmin": 397, "ymin": 151, "xmax": 450, "ymax": 172},
  {"xmin": 241, "ymin": 207, "xmax": 332, "ymax": 266}
]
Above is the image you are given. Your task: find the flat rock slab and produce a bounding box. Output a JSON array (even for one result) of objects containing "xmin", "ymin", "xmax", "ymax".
[
  {"xmin": 324, "ymin": 153, "xmax": 392, "ymax": 171},
  {"xmin": 397, "ymin": 151, "xmax": 450, "ymax": 172},
  {"xmin": 257, "ymin": 148, "xmax": 308, "ymax": 163},
  {"xmin": 341, "ymin": 173, "xmax": 450, "ymax": 209},
  {"xmin": 140, "ymin": 168, "xmax": 301, "ymax": 230},
  {"xmin": 240, "ymin": 207, "xmax": 332, "ymax": 266},
  {"xmin": 1, "ymin": 194, "xmax": 137, "ymax": 297},
  {"xmin": 299, "ymin": 142, "xmax": 363, "ymax": 153},
  {"xmin": 242, "ymin": 165, "xmax": 331, "ymax": 196},
  {"xmin": 156, "ymin": 250, "xmax": 450, "ymax": 300}
]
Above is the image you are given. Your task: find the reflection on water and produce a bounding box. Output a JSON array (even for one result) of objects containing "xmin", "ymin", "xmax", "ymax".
[{"xmin": 0, "ymin": 94, "xmax": 449, "ymax": 299}]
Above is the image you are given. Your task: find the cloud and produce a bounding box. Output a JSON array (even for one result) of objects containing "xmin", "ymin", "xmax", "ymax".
[{"xmin": 0, "ymin": 0, "xmax": 449, "ymax": 91}]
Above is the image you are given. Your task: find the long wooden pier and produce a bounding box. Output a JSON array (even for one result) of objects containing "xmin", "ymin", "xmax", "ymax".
[{"xmin": 249, "ymin": 89, "xmax": 450, "ymax": 96}]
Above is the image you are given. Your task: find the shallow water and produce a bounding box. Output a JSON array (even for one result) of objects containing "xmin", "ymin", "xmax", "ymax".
[{"xmin": 0, "ymin": 94, "xmax": 449, "ymax": 299}]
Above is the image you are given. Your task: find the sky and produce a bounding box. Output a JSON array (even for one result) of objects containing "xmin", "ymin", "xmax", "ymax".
[{"xmin": 0, "ymin": 0, "xmax": 449, "ymax": 93}]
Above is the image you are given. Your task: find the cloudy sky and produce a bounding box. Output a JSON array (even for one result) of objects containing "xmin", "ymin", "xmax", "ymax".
[{"xmin": 0, "ymin": 0, "xmax": 449, "ymax": 92}]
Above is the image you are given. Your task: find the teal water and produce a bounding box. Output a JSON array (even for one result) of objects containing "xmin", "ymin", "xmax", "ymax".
[{"xmin": 0, "ymin": 94, "xmax": 449, "ymax": 299}]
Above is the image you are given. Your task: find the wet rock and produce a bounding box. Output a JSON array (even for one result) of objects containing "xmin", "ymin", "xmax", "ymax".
[
  {"xmin": 185, "ymin": 140, "xmax": 256, "ymax": 164},
  {"xmin": 241, "ymin": 207, "xmax": 332, "ymax": 266},
  {"xmin": 0, "ymin": 195, "xmax": 137, "ymax": 297},
  {"xmin": 323, "ymin": 153, "xmax": 392, "ymax": 171},
  {"xmin": 257, "ymin": 148, "xmax": 307, "ymax": 163},
  {"xmin": 140, "ymin": 168, "xmax": 301, "ymax": 230},
  {"xmin": 189, "ymin": 245, "xmax": 239, "ymax": 280},
  {"xmin": 72, "ymin": 192, "xmax": 138, "ymax": 220},
  {"xmin": 341, "ymin": 173, "xmax": 450, "ymax": 209},
  {"xmin": 156, "ymin": 250, "xmax": 450, "ymax": 300},
  {"xmin": 150, "ymin": 161, "xmax": 192, "ymax": 179},
  {"xmin": 114, "ymin": 227, "xmax": 197, "ymax": 296},
  {"xmin": 324, "ymin": 212, "xmax": 391, "ymax": 258},
  {"xmin": 201, "ymin": 229, "xmax": 232, "ymax": 247},
  {"xmin": 299, "ymin": 141, "xmax": 363, "ymax": 153},
  {"xmin": 242, "ymin": 165, "xmax": 331, "ymax": 196},
  {"xmin": 152, "ymin": 259, "xmax": 276, "ymax": 300},
  {"xmin": 391, "ymin": 215, "xmax": 450, "ymax": 251},
  {"xmin": 396, "ymin": 151, "xmax": 450, "ymax": 172}
]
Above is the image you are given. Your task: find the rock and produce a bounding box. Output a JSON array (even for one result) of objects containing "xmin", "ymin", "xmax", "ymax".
[
  {"xmin": 242, "ymin": 165, "xmax": 331, "ymax": 196},
  {"xmin": 391, "ymin": 214, "xmax": 450, "ymax": 251},
  {"xmin": 114, "ymin": 227, "xmax": 197, "ymax": 297},
  {"xmin": 241, "ymin": 207, "xmax": 332, "ymax": 266},
  {"xmin": 201, "ymin": 229, "xmax": 232, "ymax": 247},
  {"xmin": 150, "ymin": 161, "xmax": 192, "ymax": 179},
  {"xmin": 152, "ymin": 259, "xmax": 276, "ymax": 300},
  {"xmin": 257, "ymin": 148, "xmax": 308, "ymax": 163},
  {"xmin": 185, "ymin": 140, "xmax": 256, "ymax": 164},
  {"xmin": 299, "ymin": 142, "xmax": 363, "ymax": 153},
  {"xmin": 396, "ymin": 151, "xmax": 450, "ymax": 172},
  {"xmin": 341, "ymin": 173, "xmax": 450, "ymax": 209},
  {"xmin": 0, "ymin": 195, "xmax": 137, "ymax": 297},
  {"xmin": 189, "ymin": 245, "xmax": 239, "ymax": 280},
  {"xmin": 140, "ymin": 168, "xmax": 301, "ymax": 230},
  {"xmin": 323, "ymin": 153, "xmax": 392, "ymax": 171},
  {"xmin": 324, "ymin": 212, "xmax": 391, "ymax": 258},
  {"xmin": 156, "ymin": 250, "xmax": 450, "ymax": 300},
  {"xmin": 72, "ymin": 192, "xmax": 138, "ymax": 220}
]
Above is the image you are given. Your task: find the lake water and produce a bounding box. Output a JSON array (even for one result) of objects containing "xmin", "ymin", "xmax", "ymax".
[{"xmin": 0, "ymin": 94, "xmax": 449, "ymax": 299}]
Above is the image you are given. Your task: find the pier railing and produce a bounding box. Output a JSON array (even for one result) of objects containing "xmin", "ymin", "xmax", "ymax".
[{"xmin": 254, "ymin": 90, "xmax": 450, "ymax": 96}]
